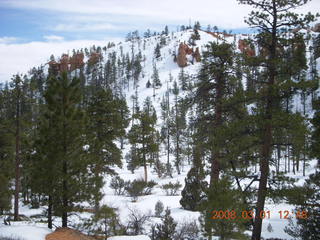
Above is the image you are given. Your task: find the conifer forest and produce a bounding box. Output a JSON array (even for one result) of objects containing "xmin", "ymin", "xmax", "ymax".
[{"xmin": 0, "ymin": 0, "xmax": 320, "ymax": 239}]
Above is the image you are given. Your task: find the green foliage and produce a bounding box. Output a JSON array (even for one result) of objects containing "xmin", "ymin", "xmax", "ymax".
[
  {"xmin": 311, "ymin": 98, "xmax": 320, "ymax": 161},
  {"xmin": 153, "ymin": 208, "xmax": 177, "ymax": 240},
  {"xmin": 154, "ymin": 200, "xmax": 164, "ymax": 217},
  {"xmin": 33, "ymin": 72, "xmax": 95, "ymax": 226},
  {"xmin": 128, "ymin": 97, "xmax": 159, "ymax": 181},
  {"xmin": 180, "ymin": 165, "xmax": 207, "ymax": 211},
  {"xmin": 125, "ymin": 179, "xmax": 157, "ymax": 201},
  {"xmin": 161, "ymin": 181, "xmax": 182, "ymax": 196},
  {"xmin": 154, "ymin": 44, "xmax": 161, "ymax": 59},
  {"xmin": 314, "ymin": 34, "xmax": 320, "ymax": 59},
  {"xmin": 110, "ymin": 176, "xmax": 127, "ymax": 195},
  {"xmin": 81, "ymin": 205, "xmax": 125, "ymax": 239},
  {"xmin": 151, "ymin": 64, "xmax": 162, "ymax": 88},
  {"xmin": 285, "ymin": 170, "xmax": 320, "ymax": 240},
  {"xmin": 178, "ymin": 68, "xmax": 189, "ymax": 91},
  {"xmin": 0, "ymin": 89, "xmax": 13, "ymax": 214},
  {"xmin": 200, "ymin": 176, "xmax": 248, "ymax": 240}
]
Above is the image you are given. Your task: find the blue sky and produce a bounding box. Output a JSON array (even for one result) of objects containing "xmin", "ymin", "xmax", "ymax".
[
  {"xmin": 0, "ymin": 0, "xmax": 319, "ymax": 82},
  {"xmin": 0, "ymin": 0, "xmax": 257, "ymax": 43}
]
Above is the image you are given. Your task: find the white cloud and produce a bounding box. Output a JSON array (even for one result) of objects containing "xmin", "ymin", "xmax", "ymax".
[
  {"xmin": 53, "ymin": 23, "xmax": 118, "ymax": 32},
  {"xmin": 0, "ymin": 37, "xmax": 18, "ymax": 44},
  {"xmin": 4, "ymin": 0, "xmax": 319, "ymax": 30},
  {"xmin": 0, "ymin": 0, "xmax": 256, "ymax": 29},
  {"xmin": 0, "ymin": 38, "xmax": 123, "ymax": 83},
  {"xmin": 43, "ymin": 35, "xmax": 64, "ymax": 41}
]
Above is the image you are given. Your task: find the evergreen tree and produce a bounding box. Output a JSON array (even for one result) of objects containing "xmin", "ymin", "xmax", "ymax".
[
  {"xmin": 180, "ymin": 147, "xmax": 207, "ymax": 211},
  {"xmin": 160, "ymin": 81, "xmax": 172, "ymax": 177},
  {"xmin": 154, "ymin": 44, "xmax": 161, "ymax": 59},
  {"xmin": 154, "ymin": 208, "xmax": 177, "ymax": 240},
  {"xmin": 200, "ymin": 176, "xmax": 248, "ymax": 240},
  {"xmin": 86, "ymin": 87, "xmax": 129, "ymax": 211},
  {"xmin": 285, "ymin": 103, "xmax": 320, "ymax": 239},
  {"xmin": 151, "ymin": 63, "xmax": 162, "ymax": 91},
  {"xmin": 133, "ymin": 52, "xmax": 143, "ymax": 87},
  {"xmin": 169, "ymin": 81, "xmax": 186, "ymax": 174},
  {"xmin": 0, "ymin": 87, "xmax": 14, "ymax": 215},
  {"xmin": 164, "ymin": 25, "xmax": 169, "ymax": 36},
  {"xmin": 195, "ymin": 42, "xmax": 239, "ymax": 185},
  {"xmin": 37, "ymin": 72, "xmax": 95, "ymax": 227},
  {"xmin": 128, "ymin": 97, "xmax": 159, "ymax": 182},
  {"xmin": 237, "ymin": 1, "xmax": 317, "ymax": 238},
  {"xmin": 178, "ymin": 68, "xmax": 189, "ymax": 91},
  {"xmin": 311, "ymin": 98, "xmax": 320, "ymax": 167}
]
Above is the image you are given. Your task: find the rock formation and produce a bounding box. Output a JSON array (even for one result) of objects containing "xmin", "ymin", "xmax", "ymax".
[
  {"xmin": 193, "ymin": 47, "xmax": 201, "ymax": 62},
  {"xmin": 70, "ymin": 52, "xmax": 85, "ymax": 71},
  {"xmin": 88, "ymin": 52, "xmax": 102, "ymax": 65},
  {"xmin": 312, "ymin": 23, "xmax": 320, "ymax": 32},
  {"xmin": 176, "ymin": 43, "xmax": 201, "ymax": 67},
  {"xmin": 48, "ymin": 52, "xmax": 85, "ymax": 73},
  {"xmin": 46, "ymin": 227, "xmax": 95, "ymax": 240},
  {"xmin": 238, "ymin": 39, "xmax": 255, "ymax": 57}
]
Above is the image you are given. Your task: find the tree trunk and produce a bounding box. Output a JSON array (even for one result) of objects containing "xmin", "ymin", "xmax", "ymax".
[
  {"xmin": 252, "ymin": 104, "xmax": 272, "ymax": 240},
  {"xmin": 14, "ymin": 87, "xmax": 21, "ymax": 221},
  {"xmin": 210, "ymin": 76, "xmax": 223, "ymax": 186},
  {"xmin": 62, "ymin": 158, "xmax": 68, "ymax": 227},
  {"xmin": 48, "ymin": 195, "xmax": 53, "ymax": 229},
  {"xmin": 62, "ymin": 117, "xmax": 68, "ymax": 227},
  {"xmin": 252, "ymin": 4, "xmax": 277, "ymax": 237}
]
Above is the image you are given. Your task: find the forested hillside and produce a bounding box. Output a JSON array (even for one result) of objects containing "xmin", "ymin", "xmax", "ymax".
[{"xmin": 0, "ymin": 0, "xmax": 320, "ymax": 239}]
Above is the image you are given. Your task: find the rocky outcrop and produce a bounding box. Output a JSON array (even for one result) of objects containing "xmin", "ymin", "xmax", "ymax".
[
  {"xmin": 312, "ymin": 23, "xmax": 320, "ymax": 32},
  {"xmin": 46, "ymin": 228, "xmax": 95, "ymax": 240},
  {"xmin": 59, "ymin": 54, "xmax": 69, "ymax": 72},
  {"xmin": 176, "ymin": 43, "xmax": 201, "ymax": 67},
  {"xmin": 205, "ymin": 31, "xmax": 224, "ymax": 40},
  {"xmin": 48, "ymin": 52, "xmax": 84, "ymax": 73},
  {"xmin": 88, "ymin": 52, "xmax": 102, "ymax": 65},
  {"xmin": 238, "ymin": 39, "xmax": 255, "ymax": 57},
  {"xmin": 193, "ymin": 47, "xmax": 201, "ymax": 62},
  {"xmin": 177, "ymin": 43, "xmax": 191, "ymax": 67},
  {"xmin": 70, "ymin": 52, "xmax": 84, "ymax": 71}
]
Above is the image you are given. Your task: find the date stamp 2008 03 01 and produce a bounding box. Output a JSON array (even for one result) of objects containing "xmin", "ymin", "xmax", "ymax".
[{"xmin": 211, "ymin": 210, "xmax": 308, "ymax": 220}]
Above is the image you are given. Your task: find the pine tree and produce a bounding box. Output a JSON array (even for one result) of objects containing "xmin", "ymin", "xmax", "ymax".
[
  {"xmin": 154, "ymin": 44, "xmax": 161, "ymax": 59},
  {"xmin": 200, "ymin": 176, "xmax": 248, "ymax": 240},
  {"xmin": 128, "ymin": 97, "xmax": 159, "ymax": 182},
  {"xmin": 160, "ymin": 81, "xmax": 172, "ymax": 177},
  {"xmin": 133, "ymin": 52, "xmax": 143, "ymax": 87},
  {"xmin": 237, "ymin": 1, "xmax": 317, "ymax": 238},
  {"xmin": 151, "ymin": 64, "xmax": 162, "ymax": 99},
  {"xmin": 164, "ymin": 25, "xmax": 169, "ymax": 36},
  {"xmin": 285, "ymin": 142, "xmax": 320, "ymax": 240},
  {"xmin": 311, "ymin": 98, "xmax": 320, "ymax": 167},
  {"xmin": 86, "ymin": 87, "xmax": 129, "ymax": 212},
  {"xmin": 178, "ymin": 68, "xmax": 189, "ymax": 91},
  {"xmin": 180, "ymin": 147, "xmax": 207, "ymax": 211},
  {"xmin": 195, "ymin": 42, "xmax": 239, "ymax": 185},
  {"xmin": 154, "ymin": 208, "xmax": 177, "ymax": 240},
  {"xmin": 0, "ymin": 87, "xmax": 14, "ymax": 215},
  {"xmin": 154, "ymin": 200, "xmax": 164, "ymax": 217},
  {"xmin": 11, "ymin": 74, "xmax": 23, "ymax": 221},
  {"xmin": 38, "ymin": 72, "xmax": 95, "ymax": 227},
  {"xmin": 169, "ymin": 81, "xmax": 186, "ymax": 174}
]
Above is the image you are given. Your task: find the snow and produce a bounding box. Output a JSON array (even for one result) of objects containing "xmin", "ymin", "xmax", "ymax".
[
  {"xmin": 0, "ymin": 225, "xmax": 51, "ymax": 240},
  {"xmin": 108, "ymin": 235, "xmax": 151, "ymax": 240}
]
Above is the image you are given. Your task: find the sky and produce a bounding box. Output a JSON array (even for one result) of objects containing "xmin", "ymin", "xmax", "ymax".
[{"xmin": 0, "ymin": 0, "xmax": 319, "ymax": 83}]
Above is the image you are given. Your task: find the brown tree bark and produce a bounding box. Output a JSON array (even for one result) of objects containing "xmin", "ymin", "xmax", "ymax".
[{"xmin": 14, "ymin": 80, "xmax": 21, "ymax": 221}]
